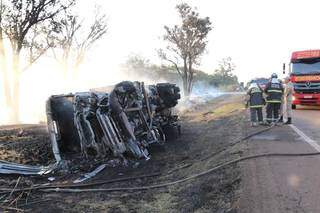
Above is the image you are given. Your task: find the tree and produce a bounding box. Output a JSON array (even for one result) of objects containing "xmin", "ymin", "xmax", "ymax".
[
  {"xmin": 0, "ymin": 0, "xmax": 11, "ymax": 108},
  {"xmin": 49, "ymin": 6, "xmax": 107, "ymax": 78},
  {"xmin": 0, "ymin": 0, "xmax": 73, "ymax": 123},
  {"xmin": 211, "ymin": 57, "xmax": 238, "ymax": 87},
  {"xmin": 159, "ymin": 3, "xmax": 212, "ymax": 96}
]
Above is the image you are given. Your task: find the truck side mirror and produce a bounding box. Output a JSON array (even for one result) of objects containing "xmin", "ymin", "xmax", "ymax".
[{"xmin": 282, "ymin": 63, "xmax": 286, "ymax": 74}]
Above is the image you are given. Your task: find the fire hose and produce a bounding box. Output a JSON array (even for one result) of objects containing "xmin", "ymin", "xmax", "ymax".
[
  {"xmin": 2, "ymin": 123, "xmax": 320, "ymax": 194},
  {"xmin": 40, "ymin": 152, "xmax": 320, "ymax": 193}
]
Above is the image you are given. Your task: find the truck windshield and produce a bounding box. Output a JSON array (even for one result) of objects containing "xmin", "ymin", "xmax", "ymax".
[{"xmin": 292, "ymin": 61, "xmax": 320, "ymax": 75}]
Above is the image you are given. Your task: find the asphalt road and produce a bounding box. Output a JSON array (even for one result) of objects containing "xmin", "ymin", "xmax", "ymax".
[
  {"xmin": 239, "ymin": 107, "xmax": 320, "ymax": 213},
  {"xmin": 292, "ymin": 106, "xmax": 320, "ymax": 142}
]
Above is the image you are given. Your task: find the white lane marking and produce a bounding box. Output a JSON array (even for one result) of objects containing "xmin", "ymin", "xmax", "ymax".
[{"xmin": 289, "ymin": 124, "xmax": 320, "ymax": 152}]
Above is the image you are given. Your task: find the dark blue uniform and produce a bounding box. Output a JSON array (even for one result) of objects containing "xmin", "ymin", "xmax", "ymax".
[
  {"xmin": 247, "ymin": 85, "xmax": 265, "ymax": 123},
  {"xmin": 264, "ymin": 79, "xmax": 284, "ymax": 123}
]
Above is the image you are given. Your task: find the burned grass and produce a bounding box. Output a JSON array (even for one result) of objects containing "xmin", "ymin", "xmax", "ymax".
[
  {"xmin": 0, "ymin": 125, "xmax": 53, "ymax": 165},
  {"xmin": 0, "ymin": 94, "xmax": 246, "ymax": 212}
]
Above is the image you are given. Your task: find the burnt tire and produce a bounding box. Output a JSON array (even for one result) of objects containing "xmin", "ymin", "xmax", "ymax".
[{"xmin": 49, "ymin": 96, "xmax": 81, "ymax": 153}]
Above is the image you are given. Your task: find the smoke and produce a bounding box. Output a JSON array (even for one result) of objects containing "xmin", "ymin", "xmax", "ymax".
[
  {"xmin": 189, "ymin": 81, "xmax": 221, "ymax": 101},
  {"xmin": 176, "ymin": 81, "xmax": 222, "ymax": 113},
  {"xmin": 0, "ymin": 57, "xmax": 128, "ymax": 125}
]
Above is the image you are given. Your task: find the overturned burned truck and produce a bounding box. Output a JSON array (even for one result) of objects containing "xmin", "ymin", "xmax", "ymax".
[{"xmin": 46, "ymin": 81, "xmax": 181, "ymax": 163}]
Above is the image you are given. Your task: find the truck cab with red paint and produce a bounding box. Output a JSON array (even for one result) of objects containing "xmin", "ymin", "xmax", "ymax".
[{"xmin": 290, "ymin": 50, "xmax": 320, "ymax": 108}]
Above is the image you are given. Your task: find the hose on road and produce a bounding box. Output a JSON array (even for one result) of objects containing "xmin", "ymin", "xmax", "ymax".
[
  {"xmin": 2, "ymin": 123, "xmax": 316, "ymax": 194},
  {"xmin": 200, "ymin": 123, "xmax": 276, "ymax": 161}
]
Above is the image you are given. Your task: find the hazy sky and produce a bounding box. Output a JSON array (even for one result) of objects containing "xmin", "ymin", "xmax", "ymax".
[{"xmin": 81, "ymin": 0, "xmax": 320, "ymax": 82}]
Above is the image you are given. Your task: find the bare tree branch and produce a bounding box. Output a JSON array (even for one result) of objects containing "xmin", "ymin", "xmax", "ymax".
[
  {"xmin": 158, "ymin": 49, "xmax": 183, "ymax": 78},
  {"xmin": 48, "ymin": 5, "xmax": 107, "ymax": 74}
]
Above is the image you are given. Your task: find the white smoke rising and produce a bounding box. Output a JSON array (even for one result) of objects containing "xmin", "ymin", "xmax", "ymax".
[
  {"xmin": 176, "ymin": 81, "xmax": 222, "ymax": 113},
  {"xmin": 189, "ymin": 81, "xmax": 221, "ymax": 101}
]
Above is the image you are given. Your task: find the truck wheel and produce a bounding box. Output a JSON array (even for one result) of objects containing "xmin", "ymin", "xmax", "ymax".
[{"xmin": 292, "ymin": 104, "xmax": 296, "ymax": 110}]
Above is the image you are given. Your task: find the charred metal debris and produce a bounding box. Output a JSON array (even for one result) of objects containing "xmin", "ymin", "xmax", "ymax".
[{"xmin": 46, "ymin": 81, "xmax": 181, "ymax": 167}]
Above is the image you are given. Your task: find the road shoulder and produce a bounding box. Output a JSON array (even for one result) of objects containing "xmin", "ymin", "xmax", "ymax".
[{"xmin": 238, "ymin": 124, "xmax": 320, "ymax": 213}]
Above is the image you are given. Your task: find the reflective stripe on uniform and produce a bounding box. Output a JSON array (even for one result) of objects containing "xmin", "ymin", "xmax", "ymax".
[
  {"xmin": 250, "ymin": 105, "xmax": 264, "ymax": 108},
  {"xmin": 266, "ymin": 100, "xmax": 282, "ymax": 103},
  {"xmin": 267, "ymin": 90, "xmax": 283, "ymax": 93}
]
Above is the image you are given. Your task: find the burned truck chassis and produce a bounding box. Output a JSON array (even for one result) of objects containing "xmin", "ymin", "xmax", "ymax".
[{"xmin": 47, "ymin": 82, "xmax": 181, "ymax": 164}]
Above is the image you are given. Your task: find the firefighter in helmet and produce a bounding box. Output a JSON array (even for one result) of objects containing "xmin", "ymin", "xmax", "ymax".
[
  {"xmin": 246, "ymin": 82, "xmax": 265, "ymax": 126},
  {"xmin": 264, "ymin": 73, "xmax": 284, "ymax": 124}
]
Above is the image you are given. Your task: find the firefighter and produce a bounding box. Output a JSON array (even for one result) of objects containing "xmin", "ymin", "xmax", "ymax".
[
  {"xmin": 283, "ymin": 76, "xmax": 293, "ymax": 124},
  {"xmin": 264, "ymin": 73, "xmax": 284, "ymax": 124},
  {"xmin": 246, "ymin": 82, "xmax": 265, "ymax": 126}
]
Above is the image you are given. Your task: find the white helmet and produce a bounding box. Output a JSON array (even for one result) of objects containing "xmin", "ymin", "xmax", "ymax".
[{"xmin": 249, "ymin": 82, "xmax": 258, "ymax": 89}]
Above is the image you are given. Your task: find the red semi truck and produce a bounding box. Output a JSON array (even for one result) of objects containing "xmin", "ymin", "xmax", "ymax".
[{"xmin": 289, "ymin": 50, "xmax": 320, "ymax": 109}]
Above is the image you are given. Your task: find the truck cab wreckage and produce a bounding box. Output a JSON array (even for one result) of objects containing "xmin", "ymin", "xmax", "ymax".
[
  {"xmin": 46, "ymin": 81, "xmax": 181, "ymax": 167},
  {"xmin": 0, "ymin": 81, "xmax": 180, "ymax": 175}
]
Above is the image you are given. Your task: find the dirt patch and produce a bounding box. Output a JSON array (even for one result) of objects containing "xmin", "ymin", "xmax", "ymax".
[{"xmin": 0, "ymin": 94, "xmax": 246, "ymax": 212}]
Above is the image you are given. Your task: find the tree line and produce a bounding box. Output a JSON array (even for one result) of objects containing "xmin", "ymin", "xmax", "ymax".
[{"xmin": 123, "ymin": 54, "xmax": 239, "ymax": 91}]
